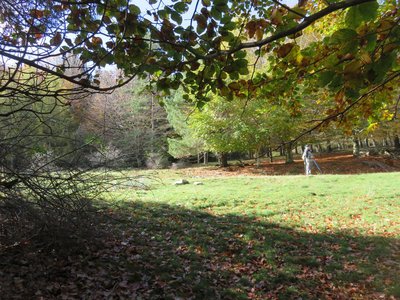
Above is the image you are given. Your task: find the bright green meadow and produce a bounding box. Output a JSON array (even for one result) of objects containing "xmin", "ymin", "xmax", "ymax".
[{"xmin": 105, "ymin": 170, "xmax": 400, "ymax": 299}]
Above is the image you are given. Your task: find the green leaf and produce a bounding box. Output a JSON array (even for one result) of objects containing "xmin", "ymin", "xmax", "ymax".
[
  {"xmin": 223, "ymin": 22, "xmax": 236, "ymax": 31},
  {"xmin": 220, "ymin": 15, "xmax": 231, "ymax": 24},
  {"xmin": 143, "ymin": 64, "xmax": 162, "ymax": 74},
  {"xmin": 235, "ymin": 59, "xmax": 248, "ymax": 71},
  {"xmin": 229, "ymin": 71, "xmax": 239, "ymax": 80},
  {"xmin": 234, "ymin": 50, "xmax": 247, "ymax": 59},
  {"xmin": 195, "ymin": 100, "xmax": 206, "ymax": 109},
  {"xmin": 129, "ymin": 4, "xmax": 141, "ymax": 15},
  {"xmin": 106, "ymin": 24, "xmax": 119, "ymax": 34},
  {"xmin": 329, "ymin": 75, "xmax": 344, "ymax": 92},
  {"xmin": 330, "ymin": 29, "xmax": 358, "ymax": 54},
  {"xmin": 318, "ymin": 70, "xmax": 335, "ymax": 87},
  {"xmin": 364, "ymin": 33, "xmax": 377, "ymax": 52},
  {"xmin": 238, "ymin": 67, "xmax": 249, "ymax": 75},
  {"xmin": 371, "ymin": 53, "xmax": 395, "ymax": 83},
  {"xmin": 220, "ymin": 31, "xmax": 235, "ymax": 42},
  {"xmin": 204, "ymin": 64, "xmax": 216, "ymax": 78},
  {"xmin": 330, "ymin": 29, "xmax": 357, "ymax": 44},
  {"xmin": 345, "ymin": 1, "xmax": 379, "ymax": 29},
  {"xmin": 171, "ymin": 11, "xmax": 182, "ymax": 24},
  {"xmin": 345, "ymin": 88, "xmax": 360, "ymax": 99},
  {"xmin": 210, "ymin": 7, "xmax": 222, "ymax": 20},
  {"xmin": 174, "ymin": 2, "xmax": 187, "ymax": 13},
  {"xmin": 158, "ymin": 9, "xmax": 167, "ymax": 19}
]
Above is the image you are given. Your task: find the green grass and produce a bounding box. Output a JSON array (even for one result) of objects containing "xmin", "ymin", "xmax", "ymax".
[{"xmin": 105, "ymin": 171, "xmax": 399, "ymax": 299}]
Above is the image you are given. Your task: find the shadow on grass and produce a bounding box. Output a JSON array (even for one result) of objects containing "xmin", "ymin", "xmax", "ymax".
[{"xmin": 1, "ymin": 200, "xmax": 399, "ymax": 299}]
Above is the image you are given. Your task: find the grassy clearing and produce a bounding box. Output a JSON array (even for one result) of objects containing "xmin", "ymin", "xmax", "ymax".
[
  {"xmin": 3, "ymin": 170, "xmax": 398, "ymax": 299},
  {"xmin": 115, "ymin": 170, "xmax": 400, "ymax": 236},
  {"xmin": 103, "ymin": 170, "xmax": 400, "ymax": 299}
]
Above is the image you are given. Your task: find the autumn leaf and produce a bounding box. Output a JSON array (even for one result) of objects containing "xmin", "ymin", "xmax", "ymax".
[
  {"xmin": 30, "ymin": 9, "xmax": 44, "ymax": 19},
  {"xmin": 343, "ymin": 60, "xmax": 362, "ymax": 75},
  {"xmin": 92, "ymin": 37, "xmax": 103, "ymax": 46},
  {"xmin": 276, "ymin": 43, "xmax": 294, "ymax": 58},
  {"xmin": 51, "ymin": 32, "xmax": 62, "ymax": 46},
  {"xmin": 271, "ymin": 8, "xmax": 283, "ymax": 25},
  {"xmin": 246, "ymin": 20, "xmax": 257, "ymax": 39},
  {"xmin": 255, "ymin": 28, "xmax": 263, "ymax": 41}
]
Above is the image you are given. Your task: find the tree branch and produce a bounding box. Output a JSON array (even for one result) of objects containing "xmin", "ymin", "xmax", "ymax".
[
  {"xmin": 271, "ymin": 0, "xmax": 306, "ymax": 18},
  {"xmin": 291, "ymin": 71, "xmax": 400, "ymax": 144},
  {"xmin": 206, "ymin": 0, "xmax": 375, "ymax": 59}
]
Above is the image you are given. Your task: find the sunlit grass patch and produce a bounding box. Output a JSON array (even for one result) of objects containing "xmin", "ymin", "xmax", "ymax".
[{"xmin": 103, "ymin": 171, "xmax": 400, "ymax": 298}]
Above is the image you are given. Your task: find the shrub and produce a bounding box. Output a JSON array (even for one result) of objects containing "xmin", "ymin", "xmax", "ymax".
[{"xmin": 146, "ymin": 152, "xmax": 170, "ymax": 169}]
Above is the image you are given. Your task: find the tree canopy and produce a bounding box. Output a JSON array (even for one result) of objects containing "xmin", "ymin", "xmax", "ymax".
[{"xmin": 0, "ymin": 0, "xmax": 399, "ymax": 134}]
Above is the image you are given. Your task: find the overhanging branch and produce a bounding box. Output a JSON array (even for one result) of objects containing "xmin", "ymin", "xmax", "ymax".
[
  {"xmin": 291, "ymin": 71, "xmax": 400, "ymax": 144},
  {"xmin": 207, "ymin": 0, "xmax": 375, "ymax": 59}
]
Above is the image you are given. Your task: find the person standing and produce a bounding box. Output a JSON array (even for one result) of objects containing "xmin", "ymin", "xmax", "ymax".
[{"xmin": 302, "ymin": 144, "xmax": 313, "ymax": 175}]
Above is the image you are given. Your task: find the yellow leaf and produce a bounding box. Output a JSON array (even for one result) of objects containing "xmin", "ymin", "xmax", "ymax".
[
  {"xmin": 287, "ymin": 6, "xmax": 307, "ymax": 20},
  {"xmin": 271, "ymin": 8, "xmax": 283, "ymax": 25},
  {"xmin": 360, "ymin": 52, "xmax": 372, "ymax": 64},
  {"xmin": 367, "ymin": 122, "xmax": 378, "ymax": 132},
  {"xmin": 255, "ymin": 28, "xmax": 263, "ymax": 41}
]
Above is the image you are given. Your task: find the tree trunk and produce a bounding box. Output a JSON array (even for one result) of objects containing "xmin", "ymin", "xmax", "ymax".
[
  {"xmin": 285, "ymin": 143, "xmax": 294, "ymax": 163},
  {"xmin": 352, "ymin": 136, "xmax": 360, "ymax": 157},
  {"xmin": 327, "ymin": 141, "xmax": 332, "ymax": 153},
  {"xmin": 269, "ymin": 147, "xmax": 273, "ymax": 162},
  {"xmin": 218, "ymin": 152, "xmax": 228, "ymax": 167},
  {"xmin": 394, "ymin": 134, "xmax": 400, "ymax": 150},
  {"xmin": 280, "ymin": 145, "xmax": 285, "ymax": 156},
  {"xmin": 203, "ymin": 152, "xmax": 208, "ymax": 164},
  {"xmin": 255, "ymin": 148, "xmax": 261, "ymax": 167},
  {"xmin": 150, "ymin": 92, "xmax": 155, "ymax": 154}
]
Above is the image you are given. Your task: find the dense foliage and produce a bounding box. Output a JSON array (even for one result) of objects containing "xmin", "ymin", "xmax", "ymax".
[{"xmin": 1, "ymin": 0, "xmax": 398, "ymax": 110}]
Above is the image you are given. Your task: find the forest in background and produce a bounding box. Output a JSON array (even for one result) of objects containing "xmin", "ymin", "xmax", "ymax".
[{"xmin": 2, "ymin": 65, "xmax": 399, "ymax": 173}]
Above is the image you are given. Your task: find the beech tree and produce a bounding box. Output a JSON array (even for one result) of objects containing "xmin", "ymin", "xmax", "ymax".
[{"xmin": 0, "ymin": 0, "xmax": 398, "ymax": 112}]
